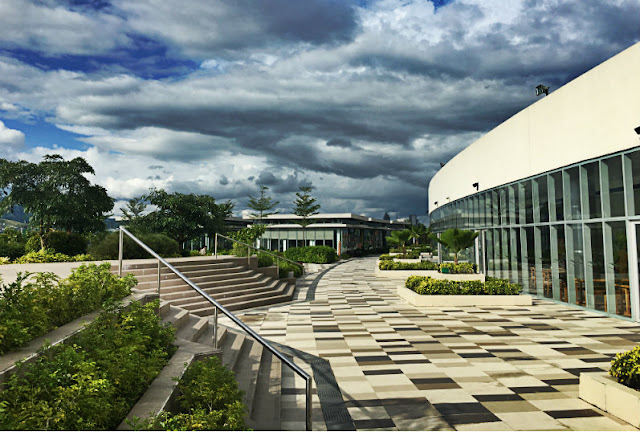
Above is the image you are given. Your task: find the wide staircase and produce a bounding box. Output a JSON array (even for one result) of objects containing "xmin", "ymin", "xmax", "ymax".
[{"xmin": 114, "ymin": 256, "xmax": 295, "ymax": 314}]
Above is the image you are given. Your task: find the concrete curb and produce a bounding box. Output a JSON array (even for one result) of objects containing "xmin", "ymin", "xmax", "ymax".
[
  {"xmin": 579, "ymin": 372, "xmax": 640, "ymax": 427},
  {"xmin": 396, "ymin": 285, "xmax": 533, "ymax": 307}
]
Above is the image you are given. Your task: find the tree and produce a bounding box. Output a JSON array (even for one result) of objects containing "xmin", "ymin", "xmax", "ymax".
[
  {"xmin": 247, "ymin": 185, "xmax": 279, "ymax": 223},
  {"xmin": 141, "ymin": 189, "xmax": 233, "ymax": 250},
  {"xmin": 434, "ymin": 228, "xmax": 479, "ymax": 264},
  {"xmin": 0, "ymin": 155, "xmax": 114, "ymax": 248},
  {"xmin": 383, "ymin": 212, "xmax": 390, "ymax": 221},
  {"xmin": 120, "ymin": 197, "xmax": 147, "ymax": 229},
  {"xmin": 292, "ymin": 186, "xmax": 320, "ymax": 244},
  {"xmin": 386, "ymin": 229, "xmax": 412, "ymax": 258},
  {"xmin": 409, "ymin": 223, "xmax": 427, "ymax": 245}
]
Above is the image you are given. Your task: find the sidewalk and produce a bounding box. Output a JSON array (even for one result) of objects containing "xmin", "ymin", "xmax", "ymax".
[{"xmin": 231, "ymin": 256, "xmax": 640, "ymax": 431}]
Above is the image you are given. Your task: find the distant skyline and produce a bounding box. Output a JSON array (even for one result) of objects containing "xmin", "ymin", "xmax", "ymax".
[{"xmin": 0, "ymin": 0, "xmax": 638, "ymax": 221}]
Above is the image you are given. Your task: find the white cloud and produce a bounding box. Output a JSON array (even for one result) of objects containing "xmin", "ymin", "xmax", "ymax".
[{"xmin": 0, "ymin": 120, "xmax": 24, "ymax": 154}]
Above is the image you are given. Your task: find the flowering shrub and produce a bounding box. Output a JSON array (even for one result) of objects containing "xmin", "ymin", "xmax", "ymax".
[
  {"xmin": 610, "ymin": 345, "xmax": 640, "ymax": 391},
  {"xmin": 406, "ymin": 276, "xmax": 521, "ymax": 295}
]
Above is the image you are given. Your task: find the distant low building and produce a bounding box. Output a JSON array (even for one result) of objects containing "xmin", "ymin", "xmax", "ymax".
[{"xmin": 244, "ymin": 213, "xmax": 410, "ymax": 255}]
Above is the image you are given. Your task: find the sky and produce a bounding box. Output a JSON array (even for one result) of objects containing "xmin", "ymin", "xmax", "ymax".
[{"xmin": 0, "ymin": 0, "xmax": 638, "ymax": 222}]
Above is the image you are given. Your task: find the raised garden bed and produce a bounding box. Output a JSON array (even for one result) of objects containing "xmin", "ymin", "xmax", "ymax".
[
  {"xmin": 579, "ymin": 373, "xmax": 640, "ymax": 427},
  {"xmin": 375, "ymin": 260, "xmax": 485, "ymax": 281},
  {"xmin": 397, "ymin": 285, "xmax": 531, "ymax": 306}
]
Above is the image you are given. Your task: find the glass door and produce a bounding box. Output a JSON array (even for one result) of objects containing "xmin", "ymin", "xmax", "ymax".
[{"xmin": 624, "ymin": 221, "xmax": 640, "ymax": 322}]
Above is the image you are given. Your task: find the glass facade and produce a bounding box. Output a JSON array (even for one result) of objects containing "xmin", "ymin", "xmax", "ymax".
[{"xmin": 430, "ymin": 148, "xmax": 640, "ymax": 319}]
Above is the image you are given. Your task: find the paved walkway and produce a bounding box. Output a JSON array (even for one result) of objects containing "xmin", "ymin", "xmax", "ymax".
[{"xmin": 232, "ymin": 257, "xmax": 640, "ymax": 431}]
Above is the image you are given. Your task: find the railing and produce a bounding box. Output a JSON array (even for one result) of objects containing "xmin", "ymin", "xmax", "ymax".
[
  {"xmin": 118, "ymin": 227, "xmax": 313, "ymax": 430},
  {"xmin": 214, "ymin": 232, "xmax": 305, "ymax": 276}
]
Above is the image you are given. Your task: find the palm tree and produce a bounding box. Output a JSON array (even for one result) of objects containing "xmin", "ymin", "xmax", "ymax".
[
  {"xmin": 386, "ymin": 229, "xmax": 412, "ymax": 258},
  {"xmin": 409, "ymin": 223, "xmax": 428, "ymax": 245},
  {"xmin": 434, "ymin": 228, "xmax": 479, "ymax": 265}
]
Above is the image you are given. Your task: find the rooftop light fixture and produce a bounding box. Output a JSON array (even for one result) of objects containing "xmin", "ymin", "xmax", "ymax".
[
  {"xmin": 635, "ymin": 126, "xmax": 640, "ymax": 136},
  {"xmin": 434, "ymin": 201, "xmax": 438, "ymax": 206},
  {"xmin": 535, "ymin": 84, "xmax": 549, "ymax": 96},
  {"xmin": 472, "ymin": 182, "xmax": 479, "ymax": 191},
  {"xmin": 440, "ymin": 162, "xmax": 446, "ymax": 168}
]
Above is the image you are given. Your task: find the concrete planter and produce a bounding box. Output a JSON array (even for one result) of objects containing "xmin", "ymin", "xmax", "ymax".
[
  {"xmin": 375, "ymin": 261, "xmax": 485, "ymax": 281},
  {"xmin": 579, "ymin": 372, "xmax": 640, "ymax": 427},
  {"xmin": 397, "ymin": 285, "xmax": 532, "ymax": 307}
]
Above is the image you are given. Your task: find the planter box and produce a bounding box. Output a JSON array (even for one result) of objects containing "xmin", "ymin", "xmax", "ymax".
[
  {"xmin": 375, "ymin": 261, "xmax": 485, "ymax": 281},
  {"xmin": 397, "ymin": 285, "xmax": 532, "ymax": 307},
  {"xmin": 580, "ymin": 372, "xmax": 640, "ymax": 427}
]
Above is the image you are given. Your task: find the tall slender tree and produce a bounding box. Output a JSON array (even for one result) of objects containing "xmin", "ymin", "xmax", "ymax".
[
  {"xmin": 247, "ymin": 185, "xmax": 279, "ymax": 224},
  {"xmin": 434, "ymin": 228, "xmax": 479, "ymax": 264},
  {"xmin": 293, "ymin": 186, "xmax": 320, "ymax": 244}
]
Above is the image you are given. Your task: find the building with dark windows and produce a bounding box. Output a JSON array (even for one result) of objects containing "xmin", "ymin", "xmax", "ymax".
[
  {"xmin": 247, "ymin": 213, "xmax": 410, "ymax": 255},
  {"xmin": 428, "ymin": 43, "xmax": 640, "ymax": 322}
]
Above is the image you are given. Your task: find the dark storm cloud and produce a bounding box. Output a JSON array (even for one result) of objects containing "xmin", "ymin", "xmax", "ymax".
[
  {"xmin": 326, "ymin": 137, "xmax": 354, "ymax": 148},
  {"xmin": 256, "ymin": 170, "xmax": 312, "ymax": 194}
]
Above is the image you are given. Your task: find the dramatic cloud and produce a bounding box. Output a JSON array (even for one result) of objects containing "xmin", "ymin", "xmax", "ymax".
[
  {"xmin": 0, "ymin": 120, "xmax": 24, "ymax": 154},
  {"xmin": 0, "ymin": 0, "xmax": 638, "ymax": 220}
]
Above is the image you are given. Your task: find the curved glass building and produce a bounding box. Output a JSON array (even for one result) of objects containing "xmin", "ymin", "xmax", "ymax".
[{"xmin": 428, "ymin": 43, "xmax": 640, "ymax": 321}]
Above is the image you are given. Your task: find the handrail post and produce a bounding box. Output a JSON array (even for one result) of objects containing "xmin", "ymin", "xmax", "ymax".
[
  {"xmin": 247, "ymin": 245, "xmax": 251, "ymax": 266},
  {"xmin": 213, "ymin": 307, "xmax": 218, "ymax": 349},
  {"xmin": 157, "ymin": 259, "xmax": 161, "ymax": 295},
  {"xmin": 118, "ymin": 227, "xmax": 124, "ymax": 276},
  {"xmin": 306, "ymin": 376, "xmax": 312, "ymax": 431},
  {"xmin": 214, "ymin": 233, "xmax": 218, "ymax": 258},
  {"xmin": 276, "ymin": 258, "xmax": 279, "ymax": 279}
]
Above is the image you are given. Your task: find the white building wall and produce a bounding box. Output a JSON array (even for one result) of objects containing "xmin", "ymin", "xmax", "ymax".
[{"xmin": 429, "ymin": 43, "xmax": 640, "ymax": 214}]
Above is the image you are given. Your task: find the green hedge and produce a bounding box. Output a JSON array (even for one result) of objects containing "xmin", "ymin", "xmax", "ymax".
[
  {"xmin": 283, "ymin": 246, "xmax": 337, "ymax": 264},
  {"xmin": 378, "ymin": 260, "xmax": 439, "ymax": 270},
  {"xmin": 610, "ymin": 345, "xmax": 640, "ymax": 391},
  {"xmin": 88, "ymin": 232, "xmax": 180, "ymax": 259},
  {"xmin": 0, "ymin": 263, "xmax": 136, "ymax": 355},
  {"xmin": 0, "ymin": 300, "xmax": 176, "ymax": 430},
  {"xmin": 439, "ymin": 262, "xmax": 475, "ymax": 274},
  {"xmin": 278, "ymin": 260, "xmax": 303, "ymax": 278},
  {"xmin": 405, "ymin": 276, "xmax": 521, "ymax": 295},
  {"xmin": 130, "ymin": 356, "xmax": 246, "ymax": 430},
  {"xmin": 378, "ymin": 254, "xmax": 394, "ymax": 260}
]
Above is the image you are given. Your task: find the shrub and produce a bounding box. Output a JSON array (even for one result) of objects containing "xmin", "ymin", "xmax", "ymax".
[
  {"xmin": 283, "ymin": 246, "xmax": 337, "ymax": 264},
  {"xmin": 405, "ymin": 276, "xmax": 521, "ymax": 295},
  {"xmin": 88, "ymin": 232, "xmax": 180, "ymax": 259},
  {"xmin": 14, "ymin": 249, "xmax": 73, "ymax": 263},
  {"xmin": 0, "ymin": 300, "xmax": 176, "ymax": 430},
  {"xmin": 189, "ymin": 250, "xmax": 201, "ymax": 257},
  {"xmin": 378, "ymin": 260, "xmax": 439, "ymax": 271},
  {"xmin": 609, "ymin": 345, "xmax": 640, "ymax": 391},
  {"xmin": 44, "ymin": 231, "xmax": 88, "ymax": 256},
  {"xmin": 0, "ymin": 263, "xmax": 136, "ymax": 354},
  {"xmin": 0, "ymin": 239, "xmax": 24, "ymax": 260},
  {"xmin": 71, "ymin": 253, "xmax": 95, "ymax": 262},
  {"xmin": 439, "ymin": 262, "xmax": 475, "ymax": 274},
  {"xmin": 257, "ymin": 252, "xmax": 274, "ymax": 267},
  {"xmin": 130, "ymin": 356, "xmax": 246, "ymax": 431},
  {"xmin": 340, "ymin": 253, "xmax": 351, "ymax": 260},
  {"xmin": 0, "ymin": 257, "xmax": 10, "ymax": 265},
  {"xmin": 278, "ymin": 260, "xmax": 303, "ymax": 278},
  {"xmin": 379, "ymin": 254, "xmax": 394, "ymax": 260},
  {"xmin": 25, "ymin": 234, "xmax": 42, "ymax": 253}
]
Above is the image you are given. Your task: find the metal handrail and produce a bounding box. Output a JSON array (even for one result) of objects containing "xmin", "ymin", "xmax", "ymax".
[
  {"xmin": 118, "ymin": 227, "xmax": 312, "ymax": 430},
  {"xmin": 214, "ymin": 232, "xmax": 304, "ymax": 275}
]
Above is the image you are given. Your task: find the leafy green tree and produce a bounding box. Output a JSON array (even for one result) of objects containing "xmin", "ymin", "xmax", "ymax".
[
  {"xmin": 0, "ymin": 155, "xmax": 113, "ymax": 249},
  {"xmin": 293, "ymin": 186, "xmax": 320, "ymax": 244},
  {"xmin": 409, "ymin": 223, "xmax": 428, "ymax": 245},
  {"xmin": 120, "ymin": 197, "xmax": 147, "ymax": 229},
  {"xmin": 247, "ymin": 185, "xmax": 279, "ymax": 223},
  {"xmin": 386, "ymin": 229, "xmax": 412, "ymax": 258},
  {"xmin": 141, "ymin": 189, "xmax": 233, "ymax": 250},
  {"xmin": 434, "ymin": 228, "xmax": 479, "ymax": 264}
]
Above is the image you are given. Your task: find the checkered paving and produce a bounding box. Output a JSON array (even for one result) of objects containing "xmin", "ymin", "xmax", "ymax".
[{"xmin": 227, "ymin": 257, "xmax": 640, "ymax": 431}]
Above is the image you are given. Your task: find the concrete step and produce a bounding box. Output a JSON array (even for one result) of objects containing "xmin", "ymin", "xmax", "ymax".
[
  {"xmin": 160, "ymin": 273, "xmax": 266, "ymax": 301},
  {"xmin": 250, "ymin": 350, "xmax": 282, "ymax": 430},
  {"xmin": 161, "ymin": 306, "xmax": 190, "ymax": 332},
  {"xmin": 166, "ymin": 278, "xmax": 280, "ymax": 308},
  {"xmin": 235, "ymin": 338, "xmax": 264, "ymax": 419},
  {"xmin": 175, "ymin": 315, "xmax": 210, "ymax": 343}
]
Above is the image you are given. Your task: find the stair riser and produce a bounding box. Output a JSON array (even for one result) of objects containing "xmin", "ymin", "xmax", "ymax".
[{"xmin": 164, "ymin": 282, "xmax": 283, "ymax": 306}]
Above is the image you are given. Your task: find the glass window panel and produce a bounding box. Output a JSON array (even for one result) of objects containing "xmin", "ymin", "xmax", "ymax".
[
  {"xmin": 514, "ymin": 228, "xmax": 523, "ymax": 286},
  {"xmin": 500, "ymin": 188, "xmax": 508, "ymax": 226},
  {"xmin": 540, "ymin": 226, "xmax": 552, "ymax": 298},
  {"xmin": 501, "ymin": 229, "xmax": 510, "ymax": 280},
  {"xmin": 486, "ymin": 230, "xmax": 494, "ymax": 276},
  {"xmin": 570, "ymin": 224, "xmax": 586, "ymax": 306},
  {"xmin": 584, "ymin": 162, "xmax": 601, "ymax": 219},
  {"xmin": 538, "ymin": 176, "xmax": 549, "ymax": 223},
  {"xmin": 492, "ymin": 191, "xmax": 499, "ymax": 227},
  {"xmin": 493, "ymin": 229, "xmax": 501, "ymax": 277},
  {"xmin": 606, "ymin": 156, "xmax": 625, "ymax": 217},
  {"xmin": 523, "ymin": 180, "xmax": 533, "ymax": 224},
  {"xmin": 567, "ymin": 167, "xmax": 582, "ymax": 220},
  {"xmin": 525, "ymin": 227, "xmax": 535, "ymax": 294},
  {"xmin": 630, "ymin": 151, "xmax": 640, "ymax": 215},
  {"xmin": 588, "ymin": 223, "xmax": 606, "ymax": 311},
  {"xmin": 609, "ymin": 222, "xmax": 630, "ymax": 317},
  {"xmin": 551, "ymin": 172, "xmax": 564, "ymax": 221},
  {"xmin": 556, "ymin": 226, "xmax": 568, "ymax": 302}
]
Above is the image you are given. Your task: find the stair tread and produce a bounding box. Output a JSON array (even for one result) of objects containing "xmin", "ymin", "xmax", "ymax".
[
  {"xmin": 235, "ymin": 339, "xmax": 264, "ymax": 417},
  {"xmin": 249, "ymin": 351, "xmax": 282, "ymax": 430}
]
